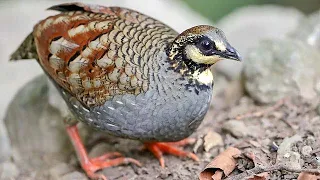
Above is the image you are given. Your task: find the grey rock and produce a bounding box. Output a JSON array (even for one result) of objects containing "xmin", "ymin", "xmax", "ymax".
[
  {"xmin": 60, "ymin": 171, "xmax": 88, "ymax": 180},
  {"xmin": 243, "ymin": 38, "xmax": 320, "ymax": 104},
  {"xmin": 0, "ymin": 121, "xmax": 11, "ymax": 162},
  {"xmin": 3, "ymin": 75, "xmax": 72, "ymax": 167},
  {"xmin": 276, "ymin": 135, "xmax": 302, "ymax": 169},
  {"xmin": 290, "ymin": 10, "xmax": 320, "ymax": 50},
  {"xmin": 216, "ymin": 5, "xmax": 304, "ymax": 80},
  {"xmin": 49, "ymin": 163, "xmax": 75, "ymax": 180},
  {"xmin": 0, "ymin": 161, "xmax": 19, "ymax": 179},
  {"xmin": 301, "ymin": 146, "xmax": 313, "ymax": 157},
  {"xmin": 222, "ymin": 120, "xmax": 248, "ymax": 138},
  {"xmin": 47, "ymin": 79, "xmax": 70, "ymax": 118}
]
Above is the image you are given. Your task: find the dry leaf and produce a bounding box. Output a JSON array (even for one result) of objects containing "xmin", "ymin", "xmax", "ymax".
[
  {"xmin": 204, "ymin": 131, "xmax": 224, "ymax": 152},
  {"xmin": 298, "ymin": 172, "xmax": 320, "ymax": 180},
  {"xmin": 247, "ymin": 172, "xmax": 269, "ymax": 180},
  {"xmin": 199, "ymin": 147, "xmax": 242, "ymax": 180}
]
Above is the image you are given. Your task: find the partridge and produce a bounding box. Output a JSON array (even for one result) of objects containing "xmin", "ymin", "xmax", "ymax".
[{"xmin": 11, "ymin": 3, "xmax": 241, "ymax": 179}]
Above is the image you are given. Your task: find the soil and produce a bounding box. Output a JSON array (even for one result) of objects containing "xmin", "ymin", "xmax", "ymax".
[{"xmin": 7, "ymin": 95, "xmax": 320, "ymax": 180}]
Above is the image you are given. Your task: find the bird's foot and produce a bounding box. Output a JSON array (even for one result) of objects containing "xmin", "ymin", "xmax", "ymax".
[
  {"xmin": 82, "ymin": 154, "xmax": 141, "ymax": 180},
  {"xmin": 144, "ymin": 138, "xmax": 199, "ymax": 167},
  {"xmin": 66, "ymin": 125, "xmax": 141, "ymax": 180}
]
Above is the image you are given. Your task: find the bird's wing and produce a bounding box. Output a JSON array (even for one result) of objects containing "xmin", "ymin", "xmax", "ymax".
[{"xmin": 33, "ymin": 3, "xmax": 177, "ymax": 107}]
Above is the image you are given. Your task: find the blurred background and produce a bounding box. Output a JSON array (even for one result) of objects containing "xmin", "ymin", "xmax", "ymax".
[
  {"xmin": 0, "ymin": 0, "xmax": 319, "ymax": 179},
  {"xmin": 1, "ymin": 0, "xmax": 319, "ymax": 122}
]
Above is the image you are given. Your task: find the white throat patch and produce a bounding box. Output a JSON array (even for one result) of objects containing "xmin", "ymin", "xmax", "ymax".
[{"xmin": 192, "ymin": 69, "xmax": 213, "ymax": 85}]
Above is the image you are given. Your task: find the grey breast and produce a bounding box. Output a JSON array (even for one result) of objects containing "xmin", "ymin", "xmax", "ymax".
[{"xmin": 61, "ymin": 50, "xmax": 213, "ymax": 142}]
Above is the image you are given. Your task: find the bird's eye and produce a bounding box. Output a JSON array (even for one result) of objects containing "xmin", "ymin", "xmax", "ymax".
[
  {"xmin": 196, "ymin": 38, "xmax": 213, "ymax": 55},
  {"xmin": 200, "ymin": 40, "xmax": 212, "ymax": 50}
]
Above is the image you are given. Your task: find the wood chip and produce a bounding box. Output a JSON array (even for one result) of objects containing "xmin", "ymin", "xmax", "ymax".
[{"xmin": 199, "ymin": 147, "xmax": 241, "ymax": 180}]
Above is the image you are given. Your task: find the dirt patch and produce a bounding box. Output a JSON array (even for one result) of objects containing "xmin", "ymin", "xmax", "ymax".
[
  {"xmin": 63, "ymin": 96, "xmax": 320, "ymax": 179},
  {"xmin": 4, "ymin": 91, "xmax": 320, "ymax": 179}
]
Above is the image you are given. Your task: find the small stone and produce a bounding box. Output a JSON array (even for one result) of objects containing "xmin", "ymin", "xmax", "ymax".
[
  {"xmin": 301, "ymin": 146, "xmax": 313, "ymax": 157},
  {"xmin": 222, "ymin": 120, "xmax": 248, "ymax": 138},
  {"xmin": 60, "ymin": 171, "xmax": 88, "ymax": 180},
  {"xmin": 49, "ymin": 163, "xmax": 75, "ymax": 179},
  {"xmin": 203, "ymin": 131, "xmax": 224, "ymax": 152},
  {"xmin": 283, "ymin": 152, "xmax": 301, "ymax": 170},
  {"xmin": 315, "ymin": 157, "xmax": 320, "ymax": 166},
  {"xmin": 277, "ymin": 135, "xmax": 302, "ymax": 169},
  {"xmin": 193, "ymin": 137, "xmax": 204, "ymax": 153},
  {"xmin": 0, "ymin": 161, "xmax": 19, "ymax": 179},
  {"xmin": 158, "ymin": 169, "xmax": 171, "ymax": 179},
  {"xmin": 284, "ymin": 153, "xmax": 291, "ymax": 158}
]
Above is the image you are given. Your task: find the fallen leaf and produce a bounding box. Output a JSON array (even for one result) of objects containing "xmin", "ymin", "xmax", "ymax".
[
  {"xmin": 247, "ymin": 172, "xmax": 269, "ymax": 180},
  {"xmin": 244, "ymin": 152, "xmax": 265, "ymax": 167},
  {"xmin": 298, "ymin": 172, "xmax": 320, "ymax": 180},
  {"xmin": 199, "ymin": 147, "xmax": 242, "ymax": 180},
  {"xmin": 204, "ymin": 131, "xmax": 224, "ymax": 152}
]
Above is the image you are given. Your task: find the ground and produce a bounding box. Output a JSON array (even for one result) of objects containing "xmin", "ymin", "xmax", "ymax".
[{"xmin": 3, "ymin": 76, "xmax": 320, "ymax": 180}]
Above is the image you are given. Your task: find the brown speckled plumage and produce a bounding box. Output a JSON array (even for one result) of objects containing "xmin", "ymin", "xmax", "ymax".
[
  {"xmin": 33, "ymin": 3, "xmax": 177, "ymax": 107},
  {"xmin": 11, "ymin": 3, "xmax": 241, "ymax": 179}
]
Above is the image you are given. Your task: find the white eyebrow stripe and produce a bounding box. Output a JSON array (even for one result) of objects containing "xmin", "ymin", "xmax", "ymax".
[{"xmin": 214, "ymin": 40, "xmax": 226, "ymax": 52}]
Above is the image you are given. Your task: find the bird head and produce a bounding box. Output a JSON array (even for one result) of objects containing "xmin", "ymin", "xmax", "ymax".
[{"xmin": 168, "ymin": 25, "xmax": 241, "ymax": 73}]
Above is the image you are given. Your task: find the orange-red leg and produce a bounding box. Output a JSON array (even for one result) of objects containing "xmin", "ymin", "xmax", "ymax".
[
  {"xmin": 66, "ymin": 125, "xmax": 141, "ymax": 180},
  {"xmin": 144, "ymin": 138, "xmax": 199, "ymax": 167}
]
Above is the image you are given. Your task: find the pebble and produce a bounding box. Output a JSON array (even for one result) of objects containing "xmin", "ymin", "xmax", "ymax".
[
  {"xmin": 315, "ymin": 157, "xmax": 320, "ymax": 166},
  {"xmin": 222, "ymin": 120, "xmax": 248, "ymax": 138},
  {"xmin": 301, "ymin": 146, "xmax": 313, "ymax": 157},
  {"xmin": 203, "ymin": 131, "xmax": 224, "ymax": 152},
  {"xmin": 0, "ymin": 161, "xmax": 19, "ymax": 179},
  {"xmin": 277, "ymin": 135, "xmax": 302, "ymax": 169}
]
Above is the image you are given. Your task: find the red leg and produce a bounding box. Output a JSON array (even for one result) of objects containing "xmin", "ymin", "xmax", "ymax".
[
  {"xmin": 66, "ymin": 125, "xmax": 141, "ymax": 180},
  {"xmin": 144, "ymin": 138, "xmax": 199, "ymax": 168}
]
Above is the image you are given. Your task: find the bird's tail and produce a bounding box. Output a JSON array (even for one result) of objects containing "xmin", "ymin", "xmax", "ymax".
[{"xmin": 10, "ymin": 32, "xmax": 38, "ymax": 61}]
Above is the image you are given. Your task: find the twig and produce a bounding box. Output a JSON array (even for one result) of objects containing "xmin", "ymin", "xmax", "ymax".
[
  {"xmin": 225, "ymin": 164, "xmax": 320, "ymax": 180},
  {"xmin": 235, "ymin": 98, "xmax": 286, "ymax": 120}
]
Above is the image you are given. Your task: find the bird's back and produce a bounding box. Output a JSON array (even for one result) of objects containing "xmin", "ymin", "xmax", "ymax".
[{"xmin": 32, "ymin": 3, "xmax": 178, "ymax": 107}]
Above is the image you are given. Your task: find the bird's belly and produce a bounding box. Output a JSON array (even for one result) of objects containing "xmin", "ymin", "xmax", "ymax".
[{"xmin": 65, "ymin": 89, "xmax": 212, "ymax": 142}]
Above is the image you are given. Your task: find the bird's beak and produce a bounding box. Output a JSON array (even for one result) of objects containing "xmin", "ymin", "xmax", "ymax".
[{"xmin": 222, "ymin": 45, "xmax": 242, "ymax": 61}]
